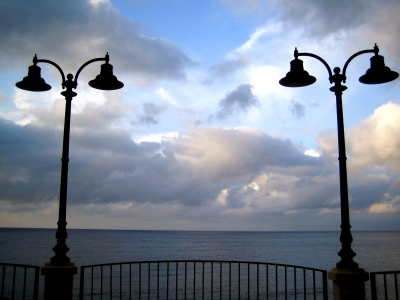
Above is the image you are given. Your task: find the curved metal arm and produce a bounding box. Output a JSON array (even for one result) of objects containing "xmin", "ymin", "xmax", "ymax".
[
  {"xmin": 73, "ymin": 53, "xmax": 109, "ymax": 87},
  {"xmin": 296, "ymin": 51, "xmax": 333, "ymax": 83},
  {"xmin": 35, "ymin": 56, "xmax": 66, "ymax": 88},
  {"xmin": 342, "ymin": 45, "xmax": 377, "ymax": 82}
]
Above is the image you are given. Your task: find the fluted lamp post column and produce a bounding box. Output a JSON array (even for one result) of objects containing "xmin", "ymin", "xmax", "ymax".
[
  {"xmin": 279, "ymin": 44, "xmax": 398, "ymax": 300},
  {"xmin": 16, "ymin": 53, "xmax": 123, "ymax": 300}
]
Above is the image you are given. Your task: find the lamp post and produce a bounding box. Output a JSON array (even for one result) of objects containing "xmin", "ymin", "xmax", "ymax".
[
  {"xmin": 16, "ymin": 53, "xmax": 124, "ymax": 300},
  {"xmin": 279, "ymin": 44, "xmax": 398, "ymax": 300}
]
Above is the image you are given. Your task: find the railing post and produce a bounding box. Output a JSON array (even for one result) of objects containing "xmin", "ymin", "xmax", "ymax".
[
  {"xmin": 328, "ymin": 268, "xmax": 369, "ymax": 300},
  {"xmin": 79, "ymin": 266, "xmax": 85, "ymax": 300},
  {"xmin": 41, "ymin": 262, "xmax": 78, "ymax": 300}
]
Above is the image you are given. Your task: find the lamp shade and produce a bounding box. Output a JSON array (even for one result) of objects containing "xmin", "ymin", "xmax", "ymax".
[
  {"xmin": 359, "ymin": 54, "xmax": 399, "ymax": 84},
  {"xmin": 279, "ymin": 58, "xmax": 316, "ymax": 87},
  {"xmin": 88, "ymin": 62, "xmax": 124, "ymax": 90},
  {"xmin": 15, "ymin": 64, "xmax": 51, "ymax": 92}
]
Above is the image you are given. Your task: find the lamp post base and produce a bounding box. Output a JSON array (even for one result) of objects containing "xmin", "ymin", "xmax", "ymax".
[
  {"xmin": 41, "ymin": 262, "xmax": 78, "ymax": 300},
  {"xmin": 328, "ymin": 267, "xmax": 369, "ymax": 300}
]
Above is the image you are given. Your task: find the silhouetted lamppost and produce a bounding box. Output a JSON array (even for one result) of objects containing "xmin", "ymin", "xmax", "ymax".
[
  {"xmin": 16, "ymin": 53, "xmax": 123, "ymax": 299},
  {"xmin": 279, "ymin": 44, "xmax": 398, "ymax": 299}
]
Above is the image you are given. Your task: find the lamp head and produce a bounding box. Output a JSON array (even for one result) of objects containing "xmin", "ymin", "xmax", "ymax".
[
  {"xmin": 15, "ymin": 60, "xmax": 51, "ymax": 92},
  {"xmin": 279, "ymin": 57, "xmax": 316, "ymax": 88},
  {"xmin": 88, "ymin": 62, "xmax": 124, "ymax": 90},
  {"xmin": 359, "ymin": 54, "xmax": 399, "ymax": 84}
]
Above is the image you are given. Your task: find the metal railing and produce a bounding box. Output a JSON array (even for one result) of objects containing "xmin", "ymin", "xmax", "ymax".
[
  {"xmin": 371, "ymin": 270, "xmax": 400, "ymax": 300},
  {"xmin": 0, "ymin": 263, "xmax": 40, "ymax": 300},
  {"xmin": 79, "ymin": 260, "xmax": 328, "ymax": 300}
]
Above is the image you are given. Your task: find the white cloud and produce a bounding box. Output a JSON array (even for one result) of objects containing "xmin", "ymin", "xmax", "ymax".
[
  {"xmin": 305, "ymin": 149, "xmax": 320, "ymax": 157},
  {"xmin": 348, "ymin": 102, "xmax": 400, "ymax": 173}
]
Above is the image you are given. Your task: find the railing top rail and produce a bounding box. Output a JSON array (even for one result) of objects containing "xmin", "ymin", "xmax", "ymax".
[
  {"xmin": 80, "ymin": 259, "xmax": 327, "ymax": 272},
  {"xmin": 370, "ymin": 270, "xmax": 400, "ymax": 275},
  {"xmin": 0, "ymin": 262, "xmax": 40, "ymax": 269}
]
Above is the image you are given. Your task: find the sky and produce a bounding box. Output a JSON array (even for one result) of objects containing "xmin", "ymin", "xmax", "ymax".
[{"xmin": 1, "ymin": 0, "xmax": 400, "ymax": 231}]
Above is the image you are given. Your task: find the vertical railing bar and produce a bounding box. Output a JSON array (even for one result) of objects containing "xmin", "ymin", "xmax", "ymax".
[
  {"xmin": 22, "ymin": 266, "xmax": 27, "ymax": 300},
  {"xmin": 211, "ymin": 262, "xmax": 214, "ymax": 300},
  {"xmin": 79, "ymin": 266, "xmax": 83, "ymax": 300},
  {"xmin": 194, "ymin": 262, "xmax": 196, "ymax": 300},
  {"xmin": 91, "ymin": 267, "xmax": 94, "ymax": 300},
  {"xmin": 11, "ymin": 265, "xmax": 16, "ymax": 300},
  {"xmin": 229, "ymin": 262, "xmax": 232, "ymax": 300},
  {"xmin": 266, "ymin": 264, "xmax": 269, "ymax": 300},
  {"xmin": 33, "ymin": 266, "xmax": 39, "ymax": 300},
  {"xmin": 32, "ymin": 266, "xmax": 39, "ymax": 300},
  {"xmin": 129, "ymin": 264, "xmax": 132, "ymax": 300},
  {"xmin": 184, "ymin": 261, "xmax": 187, "ymax": 300},
  {"xmin": 147, "ymin": 263, "xmax": 150, "ymax": 300},
  {"xmin": 167, "ymin": 262, "xmax": 170, "ymax": 300},
  {"xmin": 202, "ymin": 262, "xmax": 205, "ymax": 300},
  {"xmin": 1, "ymin": 265, "xmax": 5, "ymax": 299},
  {"xmin": 120, "ymin": 264, "xmax": 122, "ymax": 300},
  {"xmin": 100, "ymin": 265, "xmax": 103, "ymax": 300},
  {"xmin": 395, "ymin": 273, "xmax": 399, "ymax": 300},
  {"xmin": 257, "ymin": 264, "xmax": 259, "ymax": 300},
  {"xmin": 384, "ymin": 274, "xmax": 388, "ymax": 300},
  {"xmin": 303, "ymin": 268, "xmax": 306, "ymax": 300},
  {"xmin": 110, "ymin": 265, "xmax": 113, "ymax": 300},
  {"xmin": 285, "ymin": 266, "xmax": 287, "ymax": 300},
  {"xmin": 275, "ymin": 266, "xmax": 278, "ymax": 300},
  {"xmin": 157, "ymin": 262, "xmax": 160, "ymax": 300},
  {"xmin": 313, "ymin": 270, "xmax": 316, "ymax": 300},
  {"xmin": 248, "ymin": 263, "xmax": 250, "ymax": 300},
  {"xmin": 322, "ymin": 271, "xmax": 328, "ymax": 300},
  {"xmin": 370, "ymin": 273, "xmax": 377, "ymax": 300},
  {"xmin": 294, "ymin": 267, "xmax": 297, "ymax": 300},
  {"xmin": 284, "ymin": 266, "xmax": 287, "ymax": 300},
  {"xmin": 220, "ymin": 262, "xmax": 223, "ymax": 300},
  {"xmin": 175, "ymin": 262, "xmax": 178, "ymax": 300},
  {"xmin": 238, "ymin": 263, "xmax": 241, "ymax": 300},
  {"xmin": 139, "ymin": 263, "xmax": 142, "ymax": 300}
]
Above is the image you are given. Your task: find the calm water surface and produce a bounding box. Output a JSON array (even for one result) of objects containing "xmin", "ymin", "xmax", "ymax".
[{"xmin": 1, "ymin": 229, "xmax": 399, "ymax": 272}]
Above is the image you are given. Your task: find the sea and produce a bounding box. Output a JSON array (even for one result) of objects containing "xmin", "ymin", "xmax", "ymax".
[
  {"xmin": 0, "ymin": 229, "xmax": 399, "ymax": 299},
  {"xmin": 1, "ymin": 229, "xmax": 399, "ymax": 271}
]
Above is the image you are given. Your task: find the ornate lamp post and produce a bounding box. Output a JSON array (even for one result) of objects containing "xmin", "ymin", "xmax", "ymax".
[
  {"xmin": 279, "ymin": 44, "xmax": 398, "ymax": 300},
  {"xmin": 16, "ymin": 53, "xmax": 124, "ymax": 299}
]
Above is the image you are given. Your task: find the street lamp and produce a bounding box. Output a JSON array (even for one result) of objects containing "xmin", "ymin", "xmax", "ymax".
[
  {"xmin": 279, "ymin": 44, "xmax": 398, "ymax": 269},
  {"xmin": 16, "ymin": 53, "xmax": 124, "ymax": 264}
]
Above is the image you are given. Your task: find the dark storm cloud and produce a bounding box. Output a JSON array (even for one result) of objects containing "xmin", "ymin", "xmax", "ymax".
[
  {"xmin": 210, "ymin": 84, "xmax": 259, "ymax": 121},
  {"xmin": 0, "ymin": 0, "xmax": 192, "ymax": 80},
  {"xmin": 289, "ymin": 100, "xmax": 305, "ymax": 119}
]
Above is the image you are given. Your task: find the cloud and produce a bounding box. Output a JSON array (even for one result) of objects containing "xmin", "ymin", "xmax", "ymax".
[
  {"xmin": 133, "ymin": 102, "xmax": 168, "ymax": 125},
  {"xmin": 289, "ymin": 100, "xmax": 305, "ymax": 118},
  {"xmin": 0, "ymin": 0, "xmax": 192, "ymax": 81},
  {"xmin": 3, "ymin": 101, "xmax": 400, "ymax": 228},
  {"xmin": 314, "ymin": 102, "xmax": 400, "ymax": 213},
  {"xmin": 0, "ymin": 120, "xmax": 323, "ymax": 213},
  {"xmin": 277, "ymin": 0, "xmax": 373, "ymax": 37},
  {"xmin": 368, "ymin": 196, "xmax": 400, "ymax": 214},
  {"xmin": 347, "ymin": 102, "xmax": 400, "ymax": 174},
  {"xmin": 210, "ymin": 84, "xmax": 259, "ymax": 121},
  {"xmin": 204, "ymin": 54, "xmax": 249, "ymax": 84}
]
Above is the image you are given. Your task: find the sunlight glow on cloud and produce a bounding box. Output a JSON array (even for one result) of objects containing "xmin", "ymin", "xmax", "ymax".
[
  {"xmin": 247, "ymin": 65, "xmax": 284, "ymax": 98},
  {"xmin": 304, "ymin": 149, "xmax": 320, "ymax": 157}
]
